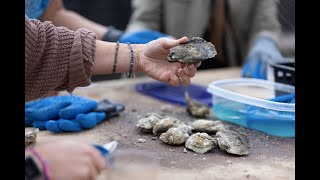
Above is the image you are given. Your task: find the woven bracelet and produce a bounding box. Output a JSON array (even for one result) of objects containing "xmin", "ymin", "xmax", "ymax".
[
  {"xmin": 126, "ymin": 42, "xmax": 134, "ymax": 78},
  {"xmin": 27, "ymin": 147, "xmax": 50, "ymax": 180},
  {"xmin": 112, "ymin": 41, "xmax": 120, "ymax": 73}
]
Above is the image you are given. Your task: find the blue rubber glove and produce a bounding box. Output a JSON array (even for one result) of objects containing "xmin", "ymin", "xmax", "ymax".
[
  {"xmin": 119, "ymin": 30, "xmax": 170, "ymax": 44},
  {"xmin": 242, "ymin": 37, "xmax": 288, "ymax": 79},
  {"xmin": 25, "ymin": 95, "xmax": 124, "ymax": 133},
  {"xmin": 25, "ymin": 0, "xmax": 49, "ymax": 19}
]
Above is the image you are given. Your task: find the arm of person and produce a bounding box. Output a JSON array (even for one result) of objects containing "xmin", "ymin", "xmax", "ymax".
[
  {"xmin": 25, "ymin": 139, "xmax": 106, "ymax": 180},
  {"xmin": 40, "ymin": 0, "xmax": 108, "ymax": 40},
  {"xmin": 248, "ymin": 0, "xmax": 281, "ymax": 47},
  {"xmin": 25, "ymin": 16, "xmax": 199, "ymax": 101},
  {"xmin": 125, "ymin": 0, "xmax": 162, "ymax": 32}
]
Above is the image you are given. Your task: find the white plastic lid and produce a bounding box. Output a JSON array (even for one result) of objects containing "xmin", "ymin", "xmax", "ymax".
[{"xmin": 207, "ymin": 78, "xmax": 295, "ymax": 112}]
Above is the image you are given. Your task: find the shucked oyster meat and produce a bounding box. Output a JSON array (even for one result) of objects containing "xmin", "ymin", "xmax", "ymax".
[
  {"xmin": 167, "ymin": 37, "xmax": 217, "ymax": 63},
  {"xmin": 185, "ymin": 92, "xmax": 210, "ymax": 118},
  {"xmin": 215, "ymin": 130, "xmax": 250, "ymax": 156}
]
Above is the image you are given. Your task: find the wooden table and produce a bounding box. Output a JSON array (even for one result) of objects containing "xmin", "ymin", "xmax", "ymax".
[{"xmin": 25, "ymin": 67, "xmax": 295, "ymax": 180}]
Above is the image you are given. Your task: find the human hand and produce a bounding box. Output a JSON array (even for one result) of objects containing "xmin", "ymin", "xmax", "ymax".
[
  {"xmin": 25, "ymin": 95, "xmax": 124, "ymax": 133},
  {"xmin": 242, "ymin": 36, "xmax": 288, "ymax": 79},
  {"xmin": 139, "ymin": 37, "xmax": 201, "ymax": 86},
  {"xmin": 34, "ymin": 139, "xmax": 107, "ymax": 180}
]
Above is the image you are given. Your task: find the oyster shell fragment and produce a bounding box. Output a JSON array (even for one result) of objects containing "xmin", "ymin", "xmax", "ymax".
[
  {"xmin": 185, "ymin": 92, "xmax": 210, "ymax": 118},
  {"xmin": 191, "ymin": 119, "xmax": 225, "ymax": 134},
  {"xmin": 185, "ymin": 132, "xmax": 216, "ymax": 153},
  {"xmin": 159, "ymin": 128, "xmax": 189, "ymax": 145},
  {"xmin": 215, "ymin": 130, "xmax": 250, "ymax": 155},
  {"xmin": 25, "ymin": 128, "xmax": 39, "ymax": 147},
  {"xmin": 136, "ymin": 113, "xmax": 163, "ymax": 133},
  {"xmin": 167, "ymin": 37, "xmax": 217, "ymax": 63}
]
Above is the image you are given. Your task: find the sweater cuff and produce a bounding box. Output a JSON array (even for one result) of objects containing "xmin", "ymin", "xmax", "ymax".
[{"xmin": 67, "ymin": 28, "xmax": 97, "ymax": 93}]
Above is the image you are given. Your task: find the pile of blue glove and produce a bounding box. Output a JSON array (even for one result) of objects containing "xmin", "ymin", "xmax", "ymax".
[
  {"xmin": 25, "ymin": 95, "xmax": 125, "ymax": 133},
  {"xmin": 242, "ymin": 36, "xmax": 289, "ymax": 79}
]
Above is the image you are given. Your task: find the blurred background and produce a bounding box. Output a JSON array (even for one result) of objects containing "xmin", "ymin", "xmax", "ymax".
[{"xmin": 62, "ymin": 0, "xmax": 295, "ymax": 81}]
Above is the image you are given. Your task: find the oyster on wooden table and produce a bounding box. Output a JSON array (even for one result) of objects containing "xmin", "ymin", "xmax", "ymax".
[
  {"xmin": 159, "ymin": 127, "xmax": 189, "ymax": 145},
  {"xmin": 25, "ymin": 128, "xmax": 39, "ymax": 147},
  {"xmin": 167, "ymin": 37, "xmax": 217, "ymax": 63},
  {"xmin": 185, "ymin": 132, "xmax": 216, "ymax": 154},
  {"xmin": 215, "ymin": 130, "xmax": 250, "ymax": 156},
  {"xmin": 191, "ymin": 119, "xmax": 225, "ymax": 134},
  {"xmin": 153, "ymin": 117, "xmax": 181, "ymax": 136},
  {"xmin": 185, "ymin": 92, "xmax": 210, "ymax": 118},
  {"xmin": 136, "ymin": 112, "xmax": 163, "ymax": 133}
]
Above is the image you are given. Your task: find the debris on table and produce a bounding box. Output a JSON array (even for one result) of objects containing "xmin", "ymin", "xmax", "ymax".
[
  {"xmin": 185, "ymin": 132, "xmax": 217, "ymax": 154},
  {"xmin": 25, "ymin": 128, "xmax": 39, "ymax": 147},
  {"xmin": 215, "ymin": 130, "xmax": 250, "ymax": 155},
  {"xmin": 167, "ymin": 37, "xmax": 217, "ymax": 63},
  {"xmin": 191, "ymin": 119, "xmax": 226, "ymax": 134},
  {"xmin": 185, "ymin": 92, "xmax": 210, "ymax": 118},
  {"xmin": 137, "ymin": 138, "xmax": 147, "ymax": 143}
]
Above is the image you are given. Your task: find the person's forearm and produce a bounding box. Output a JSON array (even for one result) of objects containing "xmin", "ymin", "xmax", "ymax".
[
  {"xmin": 53, "ymin": 10, "xmax": 108, "ymax": 40},
  {"xmin": 41, "ymin": 0, "xmax": 108, "ymax": 40},
  {"xmin": 92, "ymin": 41, "xmax": 144, "ymax": 75}
]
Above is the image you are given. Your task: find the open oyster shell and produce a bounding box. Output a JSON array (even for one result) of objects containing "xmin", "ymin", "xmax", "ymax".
[
  {"xmin": 191, "ymin": 119, "xmax": 225, "ymax": 134},
  {"xmin": 167, "ymin": 37, "xmax": 217, "ymax": 63},
  {"xmin": 185, "ymin": 132, "xmax": 216, "ymax": 153},
  {"xmin": 215, "ymin": 130, "xmax": 250, "ymax": 155},
  {"xmin": 185, "ymin": 92, "xmax": 210, "ymax": 118},
  {"xmin": 159, "ymin": 128, "xmax": 189, "ymax": 145}
]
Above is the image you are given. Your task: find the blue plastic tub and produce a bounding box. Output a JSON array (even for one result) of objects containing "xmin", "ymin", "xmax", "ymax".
[{"xmin": 207, "ymin": 78, "xmax": 295, "ymax": 137}]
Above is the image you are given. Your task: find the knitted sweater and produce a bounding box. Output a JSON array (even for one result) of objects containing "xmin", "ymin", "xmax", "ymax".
[{"xmin": 25, "ymin": 16, "xmax": 97, "ymax": 101}]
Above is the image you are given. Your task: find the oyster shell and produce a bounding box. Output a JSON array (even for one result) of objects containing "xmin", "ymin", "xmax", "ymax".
[
  {"xmin": 152, "ymin": 117, "xmax": 181, "ymax": 136},
  {"xmin": 25, "ymin": 128, "xmax": 39, "ymax": 147},
  {"xmin": 185, "ymin": 92, "xmax": 210, "ymax": 118},
  {"xmin": 175, "ymin": 123, "xmax": 192, "ymax": 135},
  {"xmin": 167, "ymin": 37, "xmax": 217, "ymax": 63},
  {"xmin": 191, "ymin": 119, "xmax": 225, "ymax": 134},
  {"xmin": 136, "ymin": 113, "xmax": 163, "ymax": 133},
  {"xmin": 215, "ymin": 130, "xmax": 250, "ymax": 155},
  {"xmin": 159, "ymin": 128, "xmax": 189, "ymax": 145},
  {"xmin": 185, "ymin": 132, "xmax": 216, "ymax": 153}
]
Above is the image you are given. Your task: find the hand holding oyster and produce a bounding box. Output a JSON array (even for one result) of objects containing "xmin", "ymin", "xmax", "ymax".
[{"xmin": 167, "ymin": 37, "xmax": 217, "ymax": 63}]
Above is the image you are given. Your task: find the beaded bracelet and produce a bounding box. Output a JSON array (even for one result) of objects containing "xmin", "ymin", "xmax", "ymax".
[
  {"xmin": 112, "ymin": 41, "xmax": 120, "ymax": 73},
  {"xmin": 126, "ymin": 42, "xmax": 134, "ymax": 78},
  {"xmin": 27, "ymin": 147, "xmax": 50, "ymax": 180},
  {"xmin": 134, "ymin": 44, "xmax": 140, "ymax": 78}
]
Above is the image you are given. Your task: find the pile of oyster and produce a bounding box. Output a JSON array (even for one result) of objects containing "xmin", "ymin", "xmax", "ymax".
[{"xmin": 136, "ymin": 113, "xmax": 250, "ymax": 155}]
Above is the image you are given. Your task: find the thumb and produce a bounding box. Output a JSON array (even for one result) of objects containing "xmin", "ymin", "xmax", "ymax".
[{"xmin": 158, "ymin": 36, "xmax": 188, "ymax": 50}]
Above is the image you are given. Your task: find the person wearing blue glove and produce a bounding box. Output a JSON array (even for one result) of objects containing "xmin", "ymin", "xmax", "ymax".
[
  {"xmin": 25, "ymin": 0, "xmax": 169, "ymax": 44},
  {"xmin": 25, "ymin": 95, "xmax": 125, "ymax": 133},
  {"xmin": 242, "ymin": 36, "xmax": 289, "ymax": 79}
]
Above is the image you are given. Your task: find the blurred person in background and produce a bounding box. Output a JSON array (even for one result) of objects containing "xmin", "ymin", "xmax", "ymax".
[{"xmin": 126, "ymin": 0, "xmax": 295, "ymax": 79}]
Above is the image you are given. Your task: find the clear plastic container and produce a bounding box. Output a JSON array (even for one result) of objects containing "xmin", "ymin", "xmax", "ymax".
[{"xmin": 207, "ymin": 78, "xmax": 295, "ymax": 137}]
